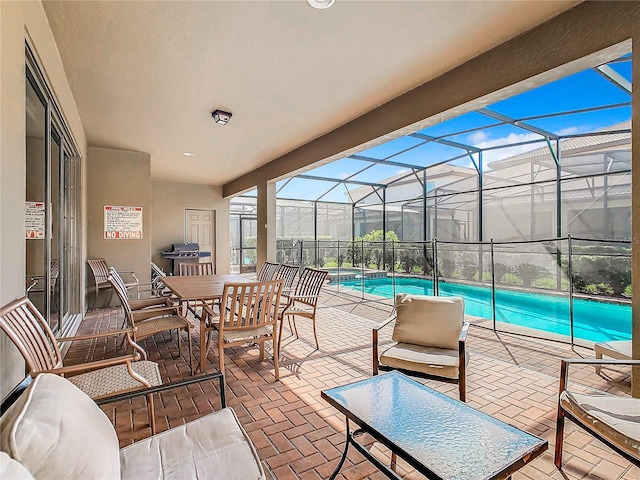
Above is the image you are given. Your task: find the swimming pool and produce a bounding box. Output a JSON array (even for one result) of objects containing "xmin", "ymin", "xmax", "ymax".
[{"xmin": 338, "ymin": 276, "xmax": 631, "ymax": 343}]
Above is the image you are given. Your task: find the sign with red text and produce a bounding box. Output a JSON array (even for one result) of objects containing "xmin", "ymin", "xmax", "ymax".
[
  {"xmin": 25, "ymin": 201, "xmax": 46, "ymax": 239},
  {"xmin": 104, "ymin": 206, "xmax": 143, "ymax": 239}
]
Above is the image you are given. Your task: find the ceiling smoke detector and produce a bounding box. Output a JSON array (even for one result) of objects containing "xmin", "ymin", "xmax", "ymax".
[
  {"xmin": 211, "ymin": 109, "xmax": 232, "ymax": 125},
  {"xmin": 308, "ymin": 0, "xmax": 335, "ymax": 9}
]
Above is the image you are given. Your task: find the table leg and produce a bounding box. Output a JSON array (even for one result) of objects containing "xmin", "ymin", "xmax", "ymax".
[{"xmin": 329, "ymin": 419, "xmax": 351, "ymax": 480}]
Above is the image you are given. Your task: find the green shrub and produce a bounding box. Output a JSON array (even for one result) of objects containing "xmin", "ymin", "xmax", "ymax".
[
  {"xmin": 411, "ymin": 266, "xmax": 423, "ymax": 274},
  {"xmin": 581, "ymin": 283, "xmax": 614, "ymax": 295},
  {"xmin": 623, "ymin": 284, "xmax": 632, "ymax": 298},
  {"xmin": 502, "ymin": 273, "xmax": 523, "ymax": 286}
]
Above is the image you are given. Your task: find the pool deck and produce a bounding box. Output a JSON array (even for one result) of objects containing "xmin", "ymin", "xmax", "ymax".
[{"xmin": 67, "ymin": 287, "xmax": 638, "ymax": 480}]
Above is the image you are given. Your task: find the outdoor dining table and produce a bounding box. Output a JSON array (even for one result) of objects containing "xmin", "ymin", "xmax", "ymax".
[
  {"xmin": 322, "ymin": 371, "xmax": 548, "ymax": 480},
  {"xmin": 161, "ymin": 274, "xmax": 256, "ymax": 373}
]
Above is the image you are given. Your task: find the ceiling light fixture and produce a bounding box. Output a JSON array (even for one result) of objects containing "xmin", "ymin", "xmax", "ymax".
[
  {"xmin": 182, "ymin": 152, "xmax": 195, "ymax": 157},
  {"xmin": 307, "ymin": 0, "xmax": 335, "ymax": 9},
  {"xmin": 211, "ymin": 109, "xmax": 232, "ymax": 125}
]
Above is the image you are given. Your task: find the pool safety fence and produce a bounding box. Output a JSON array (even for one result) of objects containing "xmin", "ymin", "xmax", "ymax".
[{"xmin": 276, "ymin": 236, "xmax": 631, "ymax": 347}]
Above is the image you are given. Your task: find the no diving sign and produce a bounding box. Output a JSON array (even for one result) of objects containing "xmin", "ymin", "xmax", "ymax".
[{"xmin": 104, "ymin": 206, "xmax": 143, "ymax": 239}]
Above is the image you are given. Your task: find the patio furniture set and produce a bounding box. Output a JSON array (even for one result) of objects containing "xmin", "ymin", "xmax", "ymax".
[{"xmin": 0, "ymin": 259, "xmax": 638, "ymax": 479}]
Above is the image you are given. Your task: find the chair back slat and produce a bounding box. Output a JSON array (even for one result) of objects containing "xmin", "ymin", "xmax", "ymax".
[
  {"xmin": 0, "ymin": 297, "xmax": 63, "ymax": 373},
  {"xmin": 274, "ymin": 264, "xmax": 298, "ymax": 289},
  {"xmin": 294, "ymin": 268, "xmax": 328, "ymax": 306},
  {"xmin": 220, "ymin": 280, "xmax": 283, "ymax": 331},
  {"xmin": 87, "ymin": 259, "xmax": 110, "ymax": 286},
  {"xmin": 257, "ymin": 262, "xmax": 280, "ymax": 282},
  {"xmin": 108, "ymin": 268, "xmax": 135, "ymax": 327},
  {"xmin": 179, "ymin": 262, "xmax": 215, "ymax": 276}
]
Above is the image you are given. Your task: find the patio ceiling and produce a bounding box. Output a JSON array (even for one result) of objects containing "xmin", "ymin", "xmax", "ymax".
[{"xmin": 42, "ymin": 1, "xmax": 578, "ymax": 186}]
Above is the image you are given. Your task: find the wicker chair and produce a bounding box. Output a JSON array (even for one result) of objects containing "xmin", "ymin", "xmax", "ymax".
[
  {"xmin": 279, "ymin": 267, "xmax": 328, "ymax": 352},
  {"xmin": 372, "ymin": 294, "xmax": 469, "ymax": 402},
  {"xmin": 109, "ymin": 273, "xmax": 194, "ymax": 374},
  {"xmin": 0, "ymin": 296, "xmax": 162, "ymax": 432},
  {"xmin": 179, "ymin": 261, "xmax": 215, "ymax": 276},
  {"xmin": 202, "ymin": 280, "xmax": 283, "ymax": 380},
  {"xmin": 87, "ymin": 258, "xmax": 138, "ymax": 309},
  {"xmin": 110, "ymin": 268, "xmax": 171, "ymax": 311},
  {"xmin": 257, "ymin": 261, "xmax": 280, "ymax": 281}
]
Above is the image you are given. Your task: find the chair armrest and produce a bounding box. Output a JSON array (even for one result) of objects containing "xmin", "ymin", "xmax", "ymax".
[
  {"xmin": 38, "ymin": 354, "xmax": 142, "ymax": 376},
  {"xmin": 559, "ymin": 358, "xmax": 640, "ymax": 393},
  {"xmin": 26, "ymin": 278, "xmax": 39, "ymax": 293},
  {"xmin": 95, "ymin": 371, "xmax": 226, "ymax": 409},
  {"xmin": 459, "ymin": 322, "xmax": 470, "ymax": 343},
  {"xmin": 58, "ymin": 329, "xmax": 149, "ymax": 360},
  {"xmin": 372, "ymin": 314, "xmax": 396, "ymax": 375},
  {"xmin": 116, "ymin": 270, "xmax": 139, "ymax": 284},
  {"xmin": 131, "ymin": 305, "xmax": 180, "ymax": 321},
  {"xmin": 374, "ymin": 314, "xmax": 397, "ymax": 332}
]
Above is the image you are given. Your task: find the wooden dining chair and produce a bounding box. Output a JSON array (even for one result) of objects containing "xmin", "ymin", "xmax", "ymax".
[
  {"xmin": 279, "ymin": 267, "xmax": 328, "ymax": 352},
  {"xmin": 274, "ymin": 264, "xmax": 299, "ymax": 294},
  {"xmin": 0, "ymin": 296, "xmax": 162, "ymax": 432},
  {"xmin": 87, "ymin": 258, "xmax": 138, "ymax": 309},
  {"xmin": 202, "ymin": 280, "xmax": 283, "ymax": 380},
  {"xmin": 179, "ymin": 261, "xmax": 215, "ymax": 276},
  {"xmin": 257, "ymin": 261, "xmax": 280, "ymax": 282}
]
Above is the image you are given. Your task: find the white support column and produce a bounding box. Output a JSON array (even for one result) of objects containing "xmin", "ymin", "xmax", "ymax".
[
  {"xmin": 257, "ymin": 181, "xmax": 267, "ymax": 271},
  {"xmin": 267, "ymin": 181, "xmax": 277, "ymax": 262},
  {"xmin": 632, "ymin": 35, "xmax": 639, "ymax": 398}
]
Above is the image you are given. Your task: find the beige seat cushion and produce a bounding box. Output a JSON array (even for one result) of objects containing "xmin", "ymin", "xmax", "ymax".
[
  {"xmin": 392, "ymin": 295, "xmax": 464, "ymax": 350},
  {"xmin": 561, "ymin": 391, "xmax": 640, "ymax": 461},
  {"xmin": 0, "ymin": 374, "xmax": 121, "ymax": 479},
  {"xmin": 380, "ymin": 343, "xmax": 467, "ymax": 379},
  {"xmin": 0, "ymin": 452, "xmax": 34, "ymax": 480},
  {"xmin": 120, "ymin": 408, "xmax": 265, "ymax": 480}
]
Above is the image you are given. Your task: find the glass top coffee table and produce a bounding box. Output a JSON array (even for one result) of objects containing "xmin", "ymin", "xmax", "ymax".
[{"xmin": 321, "ymin": 372, "xmax": 547, "ymax": 480}]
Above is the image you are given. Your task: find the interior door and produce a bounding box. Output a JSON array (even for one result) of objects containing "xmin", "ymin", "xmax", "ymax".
[{"xmin": 185, "ymin": 209, "xmax": 216, "ymax": 270}]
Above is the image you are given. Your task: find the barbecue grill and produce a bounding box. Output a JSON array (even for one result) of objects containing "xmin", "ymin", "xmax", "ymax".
[{"xmin": 160, "ymin": 243, "xmax": 211, "ymax": 275}]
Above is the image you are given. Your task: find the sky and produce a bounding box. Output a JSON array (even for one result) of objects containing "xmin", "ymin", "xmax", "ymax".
[{"xmin": 264, "ymin": 57, "xmax": 632, "ymax": 203}]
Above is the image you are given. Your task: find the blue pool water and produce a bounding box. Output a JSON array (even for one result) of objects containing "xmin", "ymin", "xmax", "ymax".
[{"xmin": 339, "ymin": 277, "xmax": 631, "ymax": 343}]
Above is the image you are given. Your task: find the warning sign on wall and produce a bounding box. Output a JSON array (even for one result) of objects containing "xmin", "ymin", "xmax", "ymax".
[
  {"xmin": 26, "ymin": 201, "xmax": 46, "ymax": 239},
  {"xmin": 104, "ymin": 206, "xmax": 143, "ymax": 239}
]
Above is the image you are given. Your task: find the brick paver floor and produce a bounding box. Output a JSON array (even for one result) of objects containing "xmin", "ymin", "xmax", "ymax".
[{"xmin": 67, "ymin": 287, "xmax": 638, "ymax": 480}]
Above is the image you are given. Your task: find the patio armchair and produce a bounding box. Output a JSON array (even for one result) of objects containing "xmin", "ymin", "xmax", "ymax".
[
  {"xmin": 0, "ymin": 372, "xmax": 265, "ymax": 480},
  {"xmin": 554, "ymin": 358, "xmax": 640, "ymax": 469},
  {"xmin": 257, "ymin": 261, "xmax": 280, "ymax": 281},
  {"xmin": 372, "ymin": 294, "xmax": 469, "ymax": 402},
  {"xmin": 88, "ymin": 258, "xmax": 138, "ymax": 309},
  {"xmin": 109, "ymin": 273, "xmax": 194, "ymax": 374},
  {"xmin": 202, "ymin": 280, "xmax": 283, "ymax": 380},
  {"xmin": 110, "ymin": 267, "xmax": 172, "ymax": 310},
  {"xmin": 278, "ymin": 267, "xmax": 328, "ymax": 353},
  {"xmin": 0, "ymin": 296, "xmax": 162, "ymax": 433}
]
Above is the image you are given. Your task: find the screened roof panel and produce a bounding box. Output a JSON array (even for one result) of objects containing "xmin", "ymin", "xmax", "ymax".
[
  {"xmin": 390, "ymin": 141, "xmax": 468, "ymax": 168},
  {"xmin": 277, "ymin": 177, "xmax": 340, "ymax": 201},
  {"xmin": 487, "ymin": 69, "xmax": 631, "ymax": 119},
  {"xmin": 444, "ymin": 124, "xmax": 544, "ymax": 149},
  {"xmin": 317, "ymin": 183, "xmax": 355, "ymax": 203},
  {"xmin": 347, "ymin": 184, "xmax": 378, "ymax": 203},
  {"xmin": 303, "ymin": 158, "xmax": 373, "ymax": 179},
  {"xmin": 348, "ymin": 163, "xmax": 410, "ymax": 184},
  {"xmin": 525, "ymin": 105, "xmax": 631, "ymax": 135},
  {"xmin": 357, "ymin": 136, "xmax": 425, "ymax": 159},
  {"xmin": 417, "ymin": 111, "xmax": 500, "ymax": 138}
]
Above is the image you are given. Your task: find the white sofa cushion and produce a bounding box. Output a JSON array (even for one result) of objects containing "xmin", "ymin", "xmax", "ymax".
[
  {"xmin": 0, "ymin": 374, "xmax": 121, "ymax": 479},
  {"xmin": 560, "ymin": 391, "xmax": 640, "ymax": 460},
  {"xmin": 392, "ymin": 295, "xmax": 464, "ymax": 350},
  {"xmin": 120, "ymin": 408, "xmax": 265, "ymax": 480},
  {"xmin": 0, "ymin": 452, "xmax": 34, "ymax": 479}
]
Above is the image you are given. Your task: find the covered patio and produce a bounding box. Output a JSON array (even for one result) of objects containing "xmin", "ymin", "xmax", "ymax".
[{"xmin": 69, "ymin": 288, "xmax": 637, "ymax": 480}]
